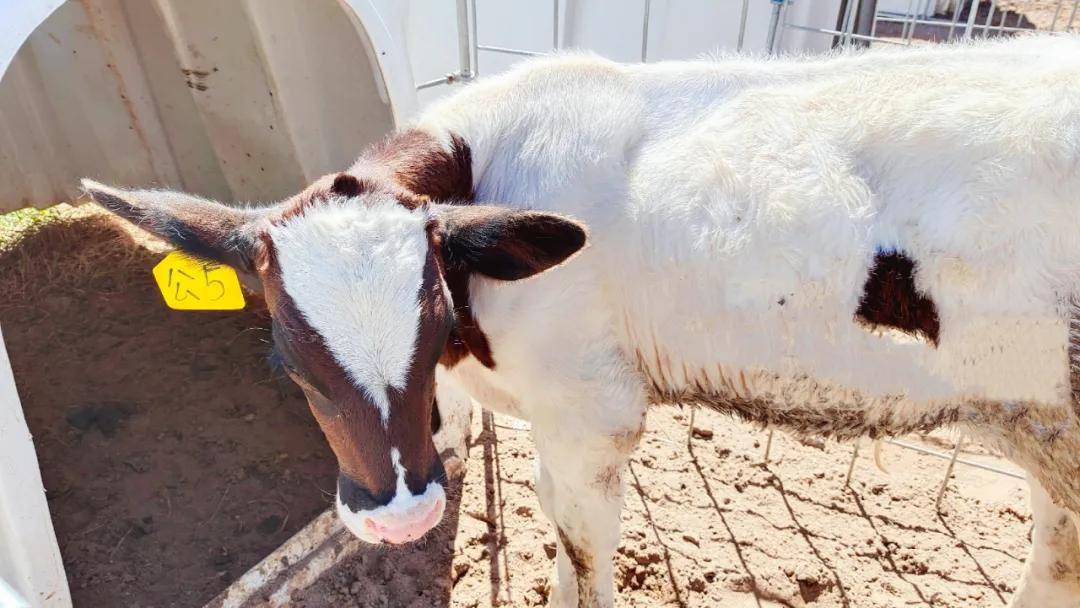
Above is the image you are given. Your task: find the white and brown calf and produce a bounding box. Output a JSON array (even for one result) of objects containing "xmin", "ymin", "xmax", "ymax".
[{"xmin": 87, "ymin": 35, "xmax": 1080, "ymax": 607}]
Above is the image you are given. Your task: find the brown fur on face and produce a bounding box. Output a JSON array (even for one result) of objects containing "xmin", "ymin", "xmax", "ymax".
[
  {"xmin": 273, "ymin": 129, "xmax": 495, "ymax": 371},
  {"xmin": 256, "ymin": 233, "xmax": 451, "ymax": 507}
]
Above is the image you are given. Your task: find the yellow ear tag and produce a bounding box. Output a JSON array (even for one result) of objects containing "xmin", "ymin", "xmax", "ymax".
[{"xmin": 152, "ymin": 251, "xmax": 246, "ymax": 311}]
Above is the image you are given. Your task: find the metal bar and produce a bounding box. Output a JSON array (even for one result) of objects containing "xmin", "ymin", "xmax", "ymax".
[
  {"xmin": 553, "ymin": 0, "xmax": 560, "ymax": 50},
  {"xmin": 981, "ymin": 0, "xmax": 997, "ymax": 37},
  {"xmin": 1067, "ymin": 0, "xmax": 1079, "ymax": 31},
  {"xmin": 416, "ymin": 75, "xmax": 454, "ymax": 90},
  {"xmin": 837, "ymin": 0, "xmax": 858, "ymax": 47},
  {"xmin": 948, "ymin": 0, "xmax": 964, "ymax": 40},
  {"xmin": 766, "ymin": 0, "xmax": 785, "ymax": 53},
  {"xmin": 737, "ymin": 0, "xmax": 751, "ymax": 51},
  {"xmin": 775, "ymin": 0, "xmax": 791, "ymax": 50},
  {"xmin": 455, "ymin": 0, "xmax": 474, "ymax": 79},
  {"xmin": 899, "ymin": 0, "xmax": 917, "ymax": 41},
  {"xmin": 874, "ymin": 13, "xmax": 1060, "ymax": 34},
  {"xmin": 477, "ymin": 44, "xmax": 547, "ymax": 57},
  {"xmin": 907, "ymin": 0, "xmax": 929, "ymax": 42},
  {"xmin": 871, "ymin": 0, "xmax": 882, "ymax": 39},
  {"xmin": 964, "ymin": 0, "xmax": 981, "ymax": 38},
  {"xmin": 845, "ymin": 439, "xmax": 861, "ymax": 487},
  {"xmin": 763, "ymin": 429, "xmax": 775, "ymax": 463},
  {"xmin": 782, "ymin": 23, "xmax": 910, "ymax": 44},
  {"xmin": 640, "ymin": 0, "xmax": 651, "ymax": 62},
  {"xmin": 884, "ymin": 438, "xmax": 1025, "ymax": 479},
  {"xmin": 470, "ymin": 0, "xmax": 479, "ymax": 77},
  {"xmin": 856, "ymin": 0, "xmax": 880, "ymax": 46},
  {"xmin": 845, "ymin": 0, "xmax": 861, "ymax": 46},
  {"xmin": 1051, "ymin": 0, "xmax": 1066, "ymax": 30},
  {"xmin": 935, "ymin": 436, "xmax": 965, "ymax": 510}
]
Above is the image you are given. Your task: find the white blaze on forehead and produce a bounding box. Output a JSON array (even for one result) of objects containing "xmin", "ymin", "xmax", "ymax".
[{"xmin": 270, "ymin": 196, "xmax": 429, "ymax": 423}]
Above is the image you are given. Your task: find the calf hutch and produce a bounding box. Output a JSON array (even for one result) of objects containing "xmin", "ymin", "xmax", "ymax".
[{"xmin": 2, "ymin": 1, "xmax": 1079, "ymax": 608}]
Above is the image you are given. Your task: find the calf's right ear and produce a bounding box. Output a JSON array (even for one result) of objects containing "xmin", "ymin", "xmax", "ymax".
[{"xmin": 81, "ymin": 179, "xmax": 264, "ymax": 275}]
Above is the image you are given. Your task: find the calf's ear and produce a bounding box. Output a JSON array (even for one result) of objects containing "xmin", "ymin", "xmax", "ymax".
[
  {"xmin": 436, "ymin": 205, "xmax": 588, "ymax": 280},
  {"xmin": 81, "ymin": 179, "xmax": 263, "ymax": 274}
]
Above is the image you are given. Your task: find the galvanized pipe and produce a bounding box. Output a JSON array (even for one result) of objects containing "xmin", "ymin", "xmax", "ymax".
[
  {"xmin": 456, "ymin": 0, "xmax": 474, "ymax": 79},
  {"xmin": 766, "ymin": 0, "xmax": 786, "ymax": 53},
  {"xmin": 737, "ymin": 0, "xmax": 751, "ymax": 51},
  {"xmin": 963, "ymin": 0, "xmax": 981, "ymax": 38},
  {"xmin": 640, "ymin": 0, "xmax": 652, "ymax": 62},
  {"xmin": 553, "ymin": 0, "xmax": 560, "ymax": 50},
  {"xmin": 477, "ymin": 44, "xmax": 546, "ymax": 57}
]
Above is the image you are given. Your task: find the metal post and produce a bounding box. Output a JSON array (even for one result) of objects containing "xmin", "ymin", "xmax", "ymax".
[
  {"xmin": 839, "ymin": 0, "xmax": 859, "ymax": 46},
  {"xmin": 553, "ymin": 0, "xmax": 560, "ymax": 50},
  {"xmin": 947, "ymin": 0, "xmax": 965, "ymax": 40},
  {"xmin": 469, "ymin": 0, "xmax": 479, "ymax": 77},
  {"xmin": 1051, "ymin": 0, "xmax": 1066, "ymax": 31},
  {"xmin": 763, "ymin": 429, "xmax": 775, "ymax": 463},
  {"xmin": 845, "ymin": 439, "xmax": 860, "ymax": 486},
  {"xmin": 640, "ymin": 0, "xmax": 651, "ymax": 62},
  {"xmin": 963, "ymin": 0, "xmax": 981, "ymax": 39},
  {"xmin": 737, "ymin": 0, "xmax": 751, "ymax": 51},
  {"xmin": 855, "ymin": 0, "xmax": 879, "ymax": 47},
  {"xmin": 981, "ymin": 0, "xmax": 997, "ymax": 37},
  {"xmin": 899, "ymin": 0, "xmax": 916, "ymax": 41},
  {"xmin": 456, "ymin": 0, "xmax": 474, "ymax": 80},
  {"xmin": 766, "ymin": 0, "xmax": 786, "ymax": 54},
  {"xmin": 935, "ymin": 435, "xmax": 965, "ymax": 511}
]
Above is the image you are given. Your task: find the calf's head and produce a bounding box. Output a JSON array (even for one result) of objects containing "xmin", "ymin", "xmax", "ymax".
[{"xmin": 83, "ymin": 175, "xmax": 586, "ymax": 544}]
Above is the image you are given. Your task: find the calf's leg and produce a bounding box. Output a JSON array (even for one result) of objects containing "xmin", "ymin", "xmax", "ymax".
[
  {"xmin": 531, "ymin": 414, "xmax": 644, "ymax": 608},
  {"xmin": 433, "ymin": 366, "xmax": 474, "ymax": 480},
  {"xmin": 1011, "ymin": 475, "xmax": 1080, "ymax": 608}
]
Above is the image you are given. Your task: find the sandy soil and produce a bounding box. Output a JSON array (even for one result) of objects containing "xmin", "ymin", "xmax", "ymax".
[
  {"xmin": 0, "ymin": 208, "xmax": 338, "ymax": 607},
  {"xmin": 295, "ymin": 407, "xmax": 1032, "ymax": 608}
]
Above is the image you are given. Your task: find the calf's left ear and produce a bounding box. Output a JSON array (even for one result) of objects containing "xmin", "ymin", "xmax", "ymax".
[
  {"xmin": 435, "ymin": 205, "xmax": 588, "ymax": 280},
  {"xmin": 81, "ymin": 179, "xmax": 263, "ymax": 275}
]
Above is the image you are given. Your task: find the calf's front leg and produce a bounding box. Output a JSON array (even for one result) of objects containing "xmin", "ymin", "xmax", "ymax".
[
  {"xmin": 532, "ymin": 415, "xmax": 644, "ymax": 608},
  {"xmin": 433, "ymin": 366, "xmax": 475, "ymax": 480},
  {"xmin": 1010, "ymin": 476, "xmax": 1080, "ymax": 608}
]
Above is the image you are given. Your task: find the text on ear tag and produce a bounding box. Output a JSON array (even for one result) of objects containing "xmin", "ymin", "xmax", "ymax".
[{"xmin": 152, "ymin": 251, "xmax": 246, "ymax": 311}]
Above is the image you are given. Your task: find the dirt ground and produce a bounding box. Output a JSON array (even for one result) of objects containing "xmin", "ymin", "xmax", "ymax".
[
  {"xmin": 0, "ymin": 207, "xmax": 338, "ymax": 607},
  {"xmin": 295, "ymin": 410, "xmax": 1032, "ymax": 608},
  {"xmin": 1, "ymin": 206, "xmax": 1033, "ymax": 608}
]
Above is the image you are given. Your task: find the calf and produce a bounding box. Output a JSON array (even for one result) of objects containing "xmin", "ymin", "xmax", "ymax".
[{"xmin": 86, "ymin": 35, "xmax": 1080, "ymax": 607}]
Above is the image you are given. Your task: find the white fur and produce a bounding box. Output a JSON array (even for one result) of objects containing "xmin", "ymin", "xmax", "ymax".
[
  {"xmin": 406, "ymin": 36, "xmax": 1080, "ymax": 606},
  {"xmin": 1012, "ymin": 477, "xmax": 1080, "ymax": 608},
  {"xmin": 336, "ymin": 447, "xmax": 446, "ymax": 543},
  {"xmin": 270, "ymin": 196, "xmax": 429, "ymax": 424}
]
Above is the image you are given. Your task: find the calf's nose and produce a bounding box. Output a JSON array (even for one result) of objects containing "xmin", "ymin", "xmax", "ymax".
[{"xmin": 363, "ymin": 495, "xmax": 445, "ymax": 544}]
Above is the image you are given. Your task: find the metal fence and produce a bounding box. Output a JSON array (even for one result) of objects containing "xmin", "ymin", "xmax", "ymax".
[{"xmin": 772, "ymin": 0, "xmax": 1080, "ymax": 52}]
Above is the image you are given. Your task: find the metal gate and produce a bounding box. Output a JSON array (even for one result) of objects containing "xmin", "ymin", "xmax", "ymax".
[{"xmin": 770, "ymin": 0, "xmax": 1080, "ymax": 51}]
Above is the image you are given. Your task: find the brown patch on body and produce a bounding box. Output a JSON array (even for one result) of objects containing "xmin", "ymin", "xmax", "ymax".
[
  {"xmin": 556, "ymin": 527, "xmax": 598, "ymax": 608},
  {"xmin": 593, "ymin": 465, "xmax": 622, "ymax": 500},
  {"xmin": 1069, "ymin": 301, "xmax": 1080, "ymax": 420},
  {"xmin": 611, "ymin": 424, "xmax": 645, "ymax": 454},
  {"xmin": 855, "ymin": 251, "xmax": 940, "ymax": 345}
]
